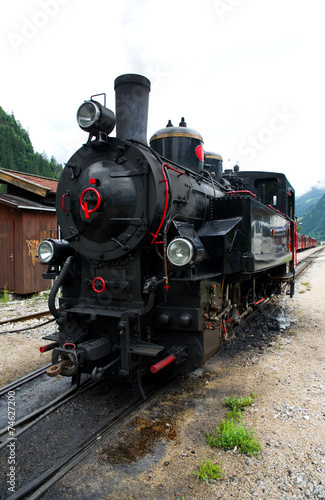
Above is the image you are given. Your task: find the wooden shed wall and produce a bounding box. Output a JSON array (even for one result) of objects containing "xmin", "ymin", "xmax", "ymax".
[
  {"xmin": 0, "ymin": 205, "xmax": 57, "ymax": 294},
  {"xmin": 0, "ymin": 204, "xmax": 16, "ymax": 292}
]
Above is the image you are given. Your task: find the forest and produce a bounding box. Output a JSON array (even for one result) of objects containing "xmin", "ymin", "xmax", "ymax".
[
  {"xmin": 296, "ymin": 188, "xmax": 325, "ymax": 241},
  {"xmin": 0, "ymin": 105, "xmax": 62, "ymax": 180}
]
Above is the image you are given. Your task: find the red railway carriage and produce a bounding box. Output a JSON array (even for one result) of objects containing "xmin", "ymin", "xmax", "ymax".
[
  {"xmin": 307, "ymin": 237, "xmax": 317, "ymax": 248},
  {"xmin": 297, "ymin": 233, "xmax": 317, "ymax": 251}
]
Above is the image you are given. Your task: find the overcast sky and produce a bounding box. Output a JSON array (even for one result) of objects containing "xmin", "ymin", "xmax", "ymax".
[{"xmin": 1, "ymin": 0, "xmax": 324, "ymax": 196}]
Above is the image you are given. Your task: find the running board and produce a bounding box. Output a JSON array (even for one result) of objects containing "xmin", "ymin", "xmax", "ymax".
[{"xmin": 129, "ymin": 340, "xmax": 164, "ymax": 356}]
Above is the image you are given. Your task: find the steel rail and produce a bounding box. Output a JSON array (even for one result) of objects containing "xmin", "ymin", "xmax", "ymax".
[
  {"xmin": 8, "ymin": 374, "xmax": 179, "ymax": 500},
  {"xmin": 0, "ymin": 309, "xmax": 51, "ymax": 326},
  {"xmin": 0, "ymin": 376, "xmax": 96, "ymax": 448},
  {"xmin": 0, "ymin": 364, "xmax": 51, "ymax": 398}
]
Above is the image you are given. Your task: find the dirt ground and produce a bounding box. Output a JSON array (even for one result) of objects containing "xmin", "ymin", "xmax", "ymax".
[
  {"xmin": 0, "ymin": 299, "xmax": 53, "ymax": 387},
  {"xmin": 0, "ymin": 252, "xmax": 324, "ymax": 499}
]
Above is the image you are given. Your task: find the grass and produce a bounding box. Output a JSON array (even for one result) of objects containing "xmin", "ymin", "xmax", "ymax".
[
  {"xmin": 191, "ymin": 458, "xmax": 224, "ymax": 484},
  {"xmin": 205, "ymin": 393, "xmax": 261, "ymax": 456},
  {"xmin": 1, "ymin": 283, "xmax": 10, "ymax": 303},
  {"xmin": 299, "ymin": 281, "xmax": 311, "ymax": 293},
  {"xmin": 206, "ymin": 419, "xmax": 261, "ymax": 456},
  {"xmin": 223, "ymin": 393, "xmax": 257, "ymax": 420},
  {"xmin": 191, "ymin": 393, "xmax": 260, "ymax": 488}
]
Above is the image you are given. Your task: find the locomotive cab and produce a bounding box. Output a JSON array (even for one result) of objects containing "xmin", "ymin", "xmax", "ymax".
[{"xmin": 237, "ymin": 170, "xmax": 295, "ymax": 220}]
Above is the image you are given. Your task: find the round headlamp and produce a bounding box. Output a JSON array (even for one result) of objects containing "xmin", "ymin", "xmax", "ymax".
[
  {"xmin": 37, "ymin": 239, "xmax": 73, "ymax": 264},
  {"xmin": 77, "ymin": 100, "xmax": 116, "ymax": 135},
  {"xmin": 77, "ymin": 101, "xmax": 100, "ymax": 130},
  {"xmin": 167, "ymin": 238, "xmax": 194, "ymax": 266},
  {"xmin": 38, "ymin": 240, "xmax": 55, "ymax": 263}
]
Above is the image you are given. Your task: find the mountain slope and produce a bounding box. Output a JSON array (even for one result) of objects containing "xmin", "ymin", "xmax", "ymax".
[
  {"xmin": 299, "ymin": 194, "xmax": 325, "ymax": 240},
  {"xmin": 295, "ymin": 186, "xmax": 325, "ymax": 218},
  {"xmin": 0, "ymin": 106, "xmax": 62, "ymax": 179}
]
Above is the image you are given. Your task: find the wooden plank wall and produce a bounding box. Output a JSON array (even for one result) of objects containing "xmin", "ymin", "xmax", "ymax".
[{"xmin": 0, "ymin": 204, "xmax": 57, "ymax": 294}]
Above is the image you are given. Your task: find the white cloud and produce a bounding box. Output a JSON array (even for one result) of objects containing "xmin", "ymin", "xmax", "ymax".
[{"xmin": 1, "ymin": 0, "xmax": 324, "ymax": 195}]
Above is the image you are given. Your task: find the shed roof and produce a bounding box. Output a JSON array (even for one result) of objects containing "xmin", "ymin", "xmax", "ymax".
[
  {"xmin": 0, "ymin": 169, "xmax": 58, "ymax": 197},
  {"xmin": 0, "ymin": 193, "xmax": 56, "ymax": 212}
]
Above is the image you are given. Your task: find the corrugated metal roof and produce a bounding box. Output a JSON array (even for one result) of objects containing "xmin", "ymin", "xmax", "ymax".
[{"xmin": 0, "ymin": 193, "xmax": 56, "ymax": 211}]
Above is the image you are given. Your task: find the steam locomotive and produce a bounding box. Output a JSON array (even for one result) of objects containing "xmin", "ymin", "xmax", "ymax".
[{"xmin": 38, "ymin": 74, "xmax": 297, "ymax": 397}]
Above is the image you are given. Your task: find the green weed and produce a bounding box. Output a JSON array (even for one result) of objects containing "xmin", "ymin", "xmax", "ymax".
[
  {"xmin": 224, "ymin": 394, "xmax": 256, "ymax": 411},
  {"xmin": 300, "ymin": 282, "xmax": 311, "ymax": 292},
  {"xmin": 1, "ymin": 284, "xmax": 10, "ymax": 303},
  {"xmin": 223, "ymin": 393, "xmax": 257, "ymax": 420},
  {"xmin": 206, "ymin": 418, "xmax": 261, "ymax": 456},
  {"xmin": 191, "ymin": 458, "xmax": 224, "ymax": 484}
]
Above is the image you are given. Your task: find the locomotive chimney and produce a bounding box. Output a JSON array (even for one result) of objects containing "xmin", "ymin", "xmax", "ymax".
[{"xmin": 114, "ymin": 74, "xmax": 151, "ymax": 144}]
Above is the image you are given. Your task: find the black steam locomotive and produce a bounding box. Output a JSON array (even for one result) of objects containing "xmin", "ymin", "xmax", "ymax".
[{"xmin": 38, "ymin": 74, "xmax": 297, "ymax": 397}]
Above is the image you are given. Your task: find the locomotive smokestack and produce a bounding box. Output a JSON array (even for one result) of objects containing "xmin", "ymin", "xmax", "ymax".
[{"xmin": 114, "ymin": 74, "xmax": 151, "ymax": 144}]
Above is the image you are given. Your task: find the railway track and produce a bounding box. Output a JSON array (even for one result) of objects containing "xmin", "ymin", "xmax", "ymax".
[
  {"xmin": 5, "ymin": 374, "xmax": 179, "ymax": 500},
  {"xmin": 0, "ymin": 376, "xmax": 97, "ymax": 450},
  {"xmin": 295, "ymin": 246, "xmax": 324, "ymax": 277},
  {"xmin": 0, "ymin": 364, "xmax": 51, "ymax": 398},
  {"xmin": 0, "ymin": 309, "xmax": 51, "ymax": 326},
  {"xmin": 0, "ymin": 310, "xmax": 54, "ymax": 337}
]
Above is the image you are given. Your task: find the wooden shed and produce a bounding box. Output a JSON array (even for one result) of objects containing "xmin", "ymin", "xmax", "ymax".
[{"xmin": 0, "ymin": 169, "xmax": 58, "ymax": 295}]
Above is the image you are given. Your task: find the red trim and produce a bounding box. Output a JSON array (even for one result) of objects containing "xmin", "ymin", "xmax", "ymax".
[
  {"xmin": 195, "ymin": 145, "xmax": 204, "ymax": 162},
  {"xmin": 292, "ymin": 221, "xmax": 297, "ymax": 266},
  {"xmin": 150, "ymin": 163, "xmax": 184, "ymax": 244},
  {"xmin": 268, "ymin": 205, "xmax": 286, "ymax": 217},
  {"xmin": 63, "ymin": 343, "xmax": 76, "ymax": 349},
  {"xmin": 150, "ymin": 354, "xmax": 176, "ymax": 373},
  {"xmin": 92, "ymin": 277, "xmax": 106, "ymax": 293},
  {"xmin": 164, "ymin": 164, "xmax": 185, "ymax": 176},
  {"xmin": 39, "ymin": 342, "xmax": 59, "ymax": 353},
  {"xmin": 80, "ymin": 187, "xmax": 101, "ymax": 219},
  {"xmin": 62, "ymin": 193, "xmax": 69, "ymax": 213},
  {"xmin": 254, "ymin": 298, "xmax": 265, "ymax": 306},
  {"xmin": 228, "ymin": 190, "xmax": 257, "ymax": 199}
]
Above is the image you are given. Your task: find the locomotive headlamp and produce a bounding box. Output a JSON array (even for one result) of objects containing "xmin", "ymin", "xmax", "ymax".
[
  {"xmin": 37, "ymin": 239, "xmax": 73, "ymax": 264},
  {"xmin": 167, "ymin": 238, "xmax": 195, "ymax": 266},
  {"xmin": 38, "ymin": 240, "xmax": 55, "ymax": 263},
  {"xmin": 77, "ymin": 100, "xmax": 116, "ymax": 136},
  {"xmin": 77, "ymin": 101, "xmax": 100, "ymax": 130}
]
